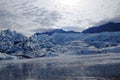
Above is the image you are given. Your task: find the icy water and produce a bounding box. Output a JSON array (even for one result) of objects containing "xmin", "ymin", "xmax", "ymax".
[{"xmin": 0, "ymin": 54, "xmax": 120, "ymax": 80}]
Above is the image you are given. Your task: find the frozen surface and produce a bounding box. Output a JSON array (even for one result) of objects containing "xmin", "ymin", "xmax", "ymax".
[
  {"xmin": 0, "ymin": 29, "xmax": 120, "ymax": 59},
  {"xmin": 0, "ymin": 53, "xmax": 18, "ymax": 60},
  {"xmin": 0, "ymin": 53, "xmax": 120, "ymax": 80}
]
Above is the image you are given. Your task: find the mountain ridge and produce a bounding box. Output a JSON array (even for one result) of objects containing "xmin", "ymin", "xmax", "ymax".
[
  {"xmin": 34, "ymin": 29, "xmax": 81, "ymax": 36},
  {"xmin": 82, "ymin": 22, "xmax": 120, "ymax": 33},
  {"xmin": 0, "ymin": 28, "xmax": 120, "ymax": 60}
]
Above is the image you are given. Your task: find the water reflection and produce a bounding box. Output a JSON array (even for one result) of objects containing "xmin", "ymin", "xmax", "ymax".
[{"xmin": 0, "ymin": 60, "xmax": 120, "ymax": 80}]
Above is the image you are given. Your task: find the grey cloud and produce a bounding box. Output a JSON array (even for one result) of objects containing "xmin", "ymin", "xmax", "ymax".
[
  {"xmin": 0, "ymin": 20, "xmax": 11, "ymax": 29},
  {"xmin": 33, "ymin": 11, "xmax": 61, "ymax": 26},
  {"xmin": 0, "ymin": 10, "xmax": 15, "ymax": 19},
  {"xmin": 31, "ymin": 28, "xmax": 55, "ymax": 33},
  {"xmin": 0, "ymin": 0, "xmax": 120, "ymax": 36}
]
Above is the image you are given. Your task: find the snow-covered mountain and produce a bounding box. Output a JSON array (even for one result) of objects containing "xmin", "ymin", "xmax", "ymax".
[
  {"xmin": 0, "ymin": 29, "xmax": 120, "ymax": 60},
  {"xmin": 0, "ymin": 52, "xmax": 18, "ymax": 60},
  {"xmin": 0, "ymin": 29, "xmax": 28, "ymax": 54}
]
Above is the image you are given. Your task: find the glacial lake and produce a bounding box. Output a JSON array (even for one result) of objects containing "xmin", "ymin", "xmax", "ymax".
[{"xmin": 0, "ymin": 53, "xmax": 120, "ymax": 80}]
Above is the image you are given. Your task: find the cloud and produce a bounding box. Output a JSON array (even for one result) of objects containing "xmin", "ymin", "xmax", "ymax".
[
  {"xmin": 0, "ymin": 0, "xmax": 119, "ymax": 36},
  {"xmin": 62, "ymin": 26, "xmax": 83, "ymax": 32},
  {"xmin": 33, "ymin": 11, "xmax": 61, "ymax": 26}
]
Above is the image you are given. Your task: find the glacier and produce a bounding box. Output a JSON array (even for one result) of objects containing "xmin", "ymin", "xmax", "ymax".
[{"xmin": 0, "ymin": 29, "xmax": 120, "ymax": 60}]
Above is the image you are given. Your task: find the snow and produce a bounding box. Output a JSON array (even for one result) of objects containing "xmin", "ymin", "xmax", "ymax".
[
  {"xmin": 0, "ymin": 53, "xmax": 18, "ymax": 60},
  {"xmin": 0, "ymin": 29, "xmax": 120, "ymax": 60}
]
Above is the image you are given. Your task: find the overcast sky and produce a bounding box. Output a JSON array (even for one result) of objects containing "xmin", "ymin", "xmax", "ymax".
[{"xmin": 0, "ymin": 0, "xmax": 120, "ymax": 36}]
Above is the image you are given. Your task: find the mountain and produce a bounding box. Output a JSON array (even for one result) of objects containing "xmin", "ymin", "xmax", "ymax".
[
  {"xmin": 0, "ymin": 29, "xmax": 120, "ymax": 60},
  {"xmin": 19, "ymin": 30, "xmax": 120, "ymax": 56},
  {"xmin": 30, "ymin": 29, "xmax": 84, "ymax": 44},
  {"xmin": 37, "ymin": 29, "xmax": 80, "ymax": 35},
  {"xmin": 0, "ymin": 29, "xmax": 31, "ymax": 58},
  {"xmin": 82, "ymin": 22, "xmax": 120, "ymax": 33}
]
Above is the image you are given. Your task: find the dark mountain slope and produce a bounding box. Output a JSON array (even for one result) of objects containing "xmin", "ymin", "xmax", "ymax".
[{"xmin": 82, "ymin": 22, "xmax": 120, "ymax": 33}]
